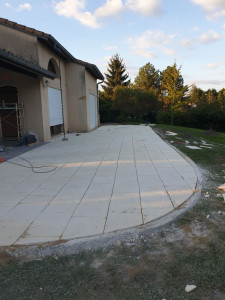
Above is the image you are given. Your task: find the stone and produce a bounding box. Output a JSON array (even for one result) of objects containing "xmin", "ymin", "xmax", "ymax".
[
  {"xmin": 185, "ymin": 146, "xmax": 202, "ymax": 150},
  {"xmin": 218, "ymin": 184, "xmax": 225, "ymax": 191},
  {"xmin": 200, "ymin": 145, "xmax": 212, "ymax": 149},
  {"xmin": 185, "ymin": 285, "xmax": 197, "ymax": 293},
  {"xmin": 165, "ymin": 131, "xmax": 177, "ymax": 136},
  {"xmin": 206, "ymin": 214, "xmax": 210, "ymax": 219}
]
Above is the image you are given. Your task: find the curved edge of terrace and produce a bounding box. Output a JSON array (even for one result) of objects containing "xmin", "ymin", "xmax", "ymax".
[{"xmin": 0, "ymin": 125, "xmax": 202, "ymax": 247}]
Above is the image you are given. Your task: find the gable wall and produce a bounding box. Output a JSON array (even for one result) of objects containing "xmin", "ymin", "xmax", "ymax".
[{"xmin": 0, "ymin": 25, "xmax": 39, "ymax": 64}]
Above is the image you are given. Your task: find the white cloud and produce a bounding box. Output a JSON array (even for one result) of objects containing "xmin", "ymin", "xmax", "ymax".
[
  {"xmin": 194, "ymin": 79, "xmax": 225, "ymax": 88},
  {"xmin": 54, "ymin": 0, "xmax": 101, "ymax": 29},
  {"xmin": 18, "ymin": 3, "xmax": 32, "ymax": 11},
  {"xmin": 133, "ymin": 30, "xmax": 176, "ymax": 49},
  {"xmin": 4, "ymin": 2, "xmax": 11, "ymax": 8},
  {"xmin": 205, "ymin": 63, "xmax": 217, "ymax": 69},
  {"xmin": 125, "ymin": 0, "xmax": 162, "ymax": 16},
  {"xmin": 94, "ymin": 0, "xmax": 124, "ymax": 18},
  {"xmin": 104, "ymin": 45, "xmax": 119, "ymax": 51},
  {"xmin": 191, "ymin": 0, "xmax": 225, "ymax": 12},
  {"xmin": 193, "ymin": 26, "xmax": 199, "ymax": 31},
  {"xmin": 181, "ymin": 30, "xmax": 221, "ymax": 50},
  {"xmin": 199, "ymin": 30, "xmax": 221, "ymax": 44},
  {"xmin": 104, "ymin": 56, "xmax": 112, "ymax": 61},
  {"xmin": 163, "ymin": 48, "xmax": 176, "ymax": 56},
  {"xmin": 205, "ymin": 61, "xmax": 225, "ymax": 69},
  {"xmin": 53, "ymin": 0, "xmax": 164, "ymax": 28},
  {"xmin": 206, "ymin": 10, "xmax": 225, "ymax": 22},
  {"xmin": 134, "ymin": 49, "xmax": 156, "ymax": 58},
  {"xmin": 181, "ymin": 38, "xmax": 196, "ymax": 49},
  {"xmin": 191, "ymin": 0, "xmax": 225, "ymax": 20},
  {"xmin": 129, "ymin": 29, "xmax": 176, "ymax": 58}
]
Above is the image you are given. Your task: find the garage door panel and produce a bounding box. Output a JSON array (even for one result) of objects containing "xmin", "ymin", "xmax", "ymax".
[
  {"xmin": 48, "ymin": 87, "xmax": 63, "ymax": 126},
  {"xmin": 89, "ymin": 94, "xmax": 96, "ymax": 130}
]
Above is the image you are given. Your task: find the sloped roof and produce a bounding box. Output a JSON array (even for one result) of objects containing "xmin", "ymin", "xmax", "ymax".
[
  {"xmin": 0, "ymin": 48, "xmax": 56, "ymax": 79},
  {"xmin": 0, "ymin": 18, "xmax": 104, "ymax": 80}
]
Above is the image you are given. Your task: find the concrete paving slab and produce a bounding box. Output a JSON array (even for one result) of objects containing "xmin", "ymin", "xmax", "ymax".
[
  {"xmin": 0, "ymin": 221, "xmax": 29, "ymax": 246},
  {"xmin": 109, "ymin": 193, "xmax": 141, "ymax": 214},
  {"xmin": 24, "ymin": 212, "xmax": 71, "ymax": 237},
  {"xmin": 105, "ymin": 212, "xmax": 143, "ymax": 233},
  {"xmin": 0, "ymin": 204, "xmax": 45, "ymax": 223},
  {"xmin": 62, "ymin": 216, "xmax": 106, "ymax": 239},
  {"xmin": 0, "ymin": 125, "xmax": 199, "ymax": 246},
  {"xmin": 143, "ymin": 206, "xmax": 173, "ymax": 223},
  {"xmin": 0, "ymin": 206, "xmax": 13, "ymax": 218}
]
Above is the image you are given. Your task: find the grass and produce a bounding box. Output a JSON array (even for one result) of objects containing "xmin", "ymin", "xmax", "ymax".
[{"xmin": 0, "ymin": 124, "xmax": 225, "ymax": 300}]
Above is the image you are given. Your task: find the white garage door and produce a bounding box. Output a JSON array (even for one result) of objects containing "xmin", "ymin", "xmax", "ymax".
[
  {"xmin": 48, "ymin": 87, "xmax": 63, "ymax": 126},
  {"xmin": 89, "ymin": 94, "xmax": 96, "ymax": 130}
]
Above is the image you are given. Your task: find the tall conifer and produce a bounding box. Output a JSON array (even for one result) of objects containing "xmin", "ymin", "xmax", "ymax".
[{"xmin": 102, "ymin": 54, "xmax": 130, "ymax": 96}]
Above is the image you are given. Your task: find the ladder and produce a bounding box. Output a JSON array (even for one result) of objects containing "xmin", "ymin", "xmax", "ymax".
[
  {"xmin": 16, "ymin": 103, "xmax": 24, "ymax": 145},
  {"xmin": 0, "ymin": 101, "xmax": 24, "ymax": 146}
]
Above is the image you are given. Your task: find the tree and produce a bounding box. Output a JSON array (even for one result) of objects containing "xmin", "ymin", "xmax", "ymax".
[
  {"xmin": 102, "ymin": 53, "xmax": 130, "ymax": 97},
  {"xmin": 206, "ymin": 88, "xmax": 218, "ymax": 104},
  {"xmin": 218, "ymin": 88, "xmax": 225, "ymax": 112},
  {"xmin": 113, "ymin": 86, "xmax": 159, "ymax": 122},
  {"xmin": 134, "ymin": 62, "xmax": 161, "ymax": 95},
  {"xmin": 161, "ymin": 62, "xmax": 188, "ymax": 125},
  {"xmin": 189, "ymin": 85, "xmax": 206, "ymax": 105}
]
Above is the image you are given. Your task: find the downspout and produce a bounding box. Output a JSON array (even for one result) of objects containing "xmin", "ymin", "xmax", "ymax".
[
  {"xmin": 97, "ymin": 80, "xmax": 104, "ymax": 127},
  {"xmin": 55, "ymin": 46, "xmax": 68, "ymax": 141}
]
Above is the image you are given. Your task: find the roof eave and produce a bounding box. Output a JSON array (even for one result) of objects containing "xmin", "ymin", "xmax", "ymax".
[{"xmin": 0, "ymin": 51, "xmax": 56, "ymax": 79}]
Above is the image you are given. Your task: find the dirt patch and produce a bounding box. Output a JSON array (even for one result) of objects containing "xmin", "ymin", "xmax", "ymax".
[
  {"xmin": 180, "ymin": 131, "xmax": 195, "ymax": 139},
  {"xmin": 203, "ymin": 129, "xmax": 220, "ymax": 136},
  {"xmin": 0, "ymin": 250, "xmax": 16, "ymax": 266},
  {"xmin": 91, "ymin": 258, "xmax": 103, "ymax": 269}
]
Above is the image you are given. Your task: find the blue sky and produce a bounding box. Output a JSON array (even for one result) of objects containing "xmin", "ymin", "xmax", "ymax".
[{"xmin": 1, "ymin": 0, "xmax": 225, "ymax": 91}]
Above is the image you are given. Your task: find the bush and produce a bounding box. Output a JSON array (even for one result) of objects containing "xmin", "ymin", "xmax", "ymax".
[
  {"xmin": 100, "ymin": 110, "xmax": 120, "ymax": 123},
  {"xmin": 113, "ymin": 86, "xmax": 159, "ymax": 122},
  {"xmin": 156, "ymin": 104, "xmax": 225, "ymax": 132}
]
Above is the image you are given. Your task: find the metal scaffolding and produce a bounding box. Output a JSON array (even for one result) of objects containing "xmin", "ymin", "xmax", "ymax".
[{"xmin": 0, "ymin": 101, "xmax": 24, "ymax": 147}]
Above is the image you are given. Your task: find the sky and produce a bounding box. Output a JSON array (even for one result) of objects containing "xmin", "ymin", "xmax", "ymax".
[{"xmin": 1, "ymin": 0, "xmax": 225, "ymax": 91}]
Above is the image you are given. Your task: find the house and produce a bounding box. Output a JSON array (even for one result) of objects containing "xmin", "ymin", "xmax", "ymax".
[{"xmin": 0, "ymin": 18, "xmax": 104, "ymax": 143}]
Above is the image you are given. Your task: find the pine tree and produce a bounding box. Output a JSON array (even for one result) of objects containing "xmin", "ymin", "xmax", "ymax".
[
  {"xmin": 134, "ymin": 62, "xmax": 161, "ymax": 95},
  {"xmin": 161, "ymin": 62, "xmax": 188, "ymax": 125},
  {"xmin": 189, "ymin": 85, "xmax": 206, "ymax": 105},
  {"xmin": 218, "ymin": 88, "xmax": 225, "ymax": 111},
  {"xmin": 102, "ymin": 54, "xmax": 130, "ymax": 97}
]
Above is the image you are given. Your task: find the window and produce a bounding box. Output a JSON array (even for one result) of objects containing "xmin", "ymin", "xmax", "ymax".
[{"xmin": 47, "ymin": 58, "xmax": 59, "ymax": 77}]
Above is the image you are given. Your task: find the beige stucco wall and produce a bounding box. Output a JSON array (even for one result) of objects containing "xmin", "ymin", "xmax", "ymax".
[
  {"xmin": 37, "ymin": 42, "xmax": 69, "ymax": 140},
  {"xmin": 0, "ymin": 67, "xmax": 44, "ymax": 140},
  {"xmin": 66, "ymin": 62, "xmax": 88, "ymax": 132},
  {"xmin": 0, "ymin": 24, "xmax": 100, "ymax": 141},
  {"xmin": 85, "ymin": 70, "xmax": 98, "ymax": 131},
  {"xmin": 0, "ymin": 26, "xmax": 39, "ymax": 64}
]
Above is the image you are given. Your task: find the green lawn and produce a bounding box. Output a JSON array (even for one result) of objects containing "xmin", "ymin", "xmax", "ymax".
[{"xmin": 0, "ymin": 124, "xmax": 225, "ymax": 300}]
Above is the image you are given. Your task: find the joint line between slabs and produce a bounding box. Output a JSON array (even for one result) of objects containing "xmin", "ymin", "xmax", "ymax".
[
  {"xmin": 142, "ymin": 127, "xmax": 176, "ymax": 209},
  {"xmin": 61, "ymin": 135, "xmax": 116, "ymax": 238},
  {"xmin": 103, "ymin": 132, "xmax": 125, "ymax": 233},
  {"xmin": 133, "ymin": 127, "xmax": 144, "ymax": 224}
]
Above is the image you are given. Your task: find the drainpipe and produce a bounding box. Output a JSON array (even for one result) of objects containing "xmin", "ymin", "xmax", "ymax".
[
  {"xmin": 55, "ymin": 47, "xmax": 68, "ymax": 141},
  {"xmin": 97, "ymin": 80, "xmax": 104, "ymax": 127}
]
